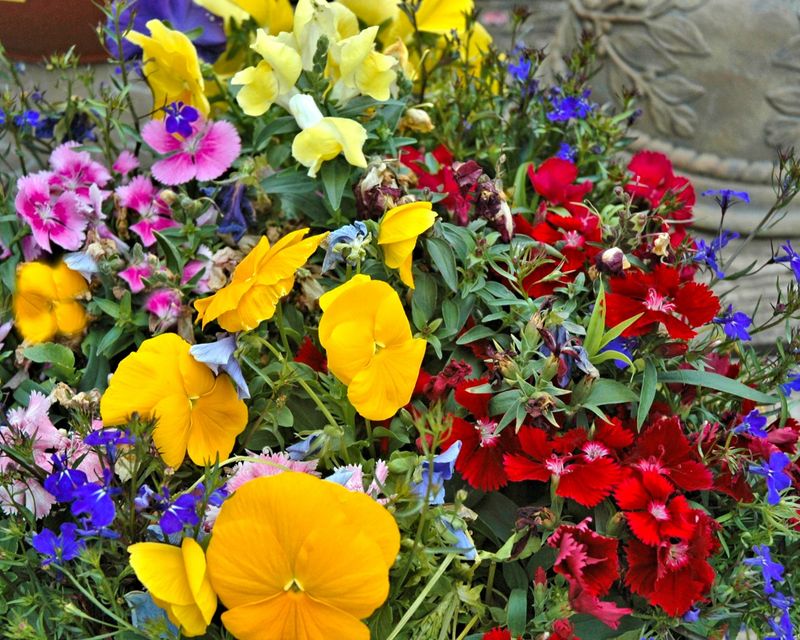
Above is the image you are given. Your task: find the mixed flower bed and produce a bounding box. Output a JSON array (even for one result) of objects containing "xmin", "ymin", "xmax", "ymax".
[{"xmin": 0, "ymin": 1, "xmax": 799, "ymax": 639}]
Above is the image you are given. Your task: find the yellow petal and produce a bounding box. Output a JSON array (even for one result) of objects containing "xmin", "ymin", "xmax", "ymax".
[
  {"xmin": 53, "ymin": 301, "xmax": 87, "ymax": 337},
  {"xmin": 378, "ymin": 201, "xmax": 437, "ymax": 244},
  {"xmin": 181, "ymin": 537, "xmax": 218, "ymax": 628},
  {"xmin": 13, "ymin": 290, "xmax": 57, "ymax": 344},
  {"xmin": 128, "ymin": 542, "xmax": 196, "ymax": 606},
  {"xmin": 318, "ymin": 274, "xmax": 372, "ymax": 313},
  {"xmin": 52, "ymin": 261, "xmax": 89, "ymax": 299},
  {"xmin": 337, "ymin": 0, "xmax": 398, "ymax": 26},
  {"xmin": 186, "ymin": 375, "xmax": 248, "ymax": 466},
  {"xmin": 292, "ymin": 118, "xmax": 367, "ymax": 177},
  {"xmin": 334, "ymin": 490, "xmax": 401, "ymax": 569},
  {"xmin": 347, "ymin": 337, "xmax": 427, "ymax": 420},
  {"xmin": 323, "ymin": 319, "xmax": 376, "ymax": 385},
  {"xmin": 151, "ymin": 393, "xmax": 193, "ymax": 469},
  {"xmin": 231, "ymin": 62, "xmax": 281, "ymax": 117}
]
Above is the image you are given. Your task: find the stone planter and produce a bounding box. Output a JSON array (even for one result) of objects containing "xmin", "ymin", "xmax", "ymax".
[
  {"xmin": 553, "ymin": 0, "xmax": 800, "ymax": 235},
  {"xmin": 0, "ymin": 0, "xmax": 106, "ymax": 63}
]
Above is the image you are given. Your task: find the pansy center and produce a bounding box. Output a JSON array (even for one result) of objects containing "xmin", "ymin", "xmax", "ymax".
[{"xmin": 283, "ymin": 578, "xmax": 304, "ymax": 592}]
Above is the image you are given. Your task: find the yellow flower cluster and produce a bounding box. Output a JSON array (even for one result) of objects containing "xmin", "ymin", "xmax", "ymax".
[{"xmin": 128, "ymin": 472, "xmax": 400, "ymax": 639}]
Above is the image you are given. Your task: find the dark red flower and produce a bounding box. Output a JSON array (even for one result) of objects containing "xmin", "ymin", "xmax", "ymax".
[
  {"xmin": 629, "ymin": 416, "xmax": 713, "ymax": 491},
  {"xmin": 401, "ymin": 145, "xmax": 473, "ymax": 224},
  {"xmin": 548, "ymin": 518, "xmax": 621, "ymax": 596},
  {"xmin": 606, "ymin": 264, "xmax": 720, "ymax": 340},
  {"xmin": 421, "ymin": 360, "xmax": 473, "ymax": 401},
  {"xmin": 625, "ymin": 511, "xmax": 718, "ymax": 616},
  {"xmin": 551, "ymin": 620, "xmax": 582, "ymax": 640},
  {"xmin": 441, "ymin": 378, "xmax": 519, "ymax": 491},
  {"xmin": 294, "ymin": 336, "xmax": 327, "ymax": 373},
  {"xmin": 625, "ymin": 151, "xmax": 695, "ymax": 245},
  {"xmin": 482, "ymin": 629, "xmax": 513, "ymax": 640},
  {"xmin": 504, "ymin": 427, "xmax": 623, "ymax": 507},
  {"xmin": 713, "ymin": 463, "xmax": 755, "ymax": 502},
  {"xmin": 568, "ymin": 583, "xmax": 632, "ymax": 629},
  {"xmin": 614, "ymin": 471, "xmax": 697, "ymax": 546},
  {"xmin": 528, "ymin": 158, "xmax": 593, "ymax": 211}
]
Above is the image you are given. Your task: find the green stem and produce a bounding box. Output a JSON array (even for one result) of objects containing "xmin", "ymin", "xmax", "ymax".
[
  {"xmin": 59, "ymin": 568, "xmax": 136, "ymax": 632},
  {"xmin": 275, "ymin": 302, "xmax": 292, "ymax": 355},
  {"xmin": 386, "ymin": 554, "xmax": 455, "ymax": 640}
]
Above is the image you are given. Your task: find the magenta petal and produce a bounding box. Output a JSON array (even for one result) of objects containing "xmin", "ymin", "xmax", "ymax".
[
  {"xmin": 129, "ymin": 220, "xmax": 157, "ymax": 247},
  {"xmin": 113, "ymin": 150, "xmax": 140, "ymax": 175},
  {"xmin": 193, "ymin": 120, "xmax": 241, "ymax": 182},
  {"xmin": 151, "ymin": 153, "xmax": 197, "ymax": 186},
  {"xmin": 142, "ymin": 120, "xmax": 183, "ymax": 155}
]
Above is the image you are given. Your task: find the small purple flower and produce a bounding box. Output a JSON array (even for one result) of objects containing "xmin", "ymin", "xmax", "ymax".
[
  {"xmin": 32, "ymin": 523, "xmax": 85, "ymax": 566},
  {"xmin": 694, "ymin": 230, "xmax": 739, "ymax": 278},
  {"xmin": 547, "ymin": 89, "xmax": 594, "ymax": 122},
  {"xmin": 135, "ymin": 484, "xmax": 157, "ymax": 512},
  {"xmin": 163, "ymin": 101, "xmax": 199, "ymax": 138},
  {"xmin": 765, "ymin": 611, "xmax": 795, "ymax": 640},
  {"xmin": 775, "ymin": 241, "xmax": 800, "ymax": 283},
  {"xmin": 769, "ymin": 592, "xmax": 794, "ymax": 614},
  {"xmin": 701, "ymin": 189, "xmax": 750, "ymax": 213},
  {"xmin": 84, "ymin": 428, "xmax": 134, "ymax": 464},
  {"xmin": 14, "ymin": 109, "xmax": 40, "ymax": 129},
  {"xmin": 70, "ymin": 472, "xmax": 119, "ymax": 530},
  {"xmin": 749, "ymin": 452, "xmax": 792, "ymax": 506},
  {"xmin": 0, "ymin": 108, "xmax": 6, "ymax": 127},
  {"xmin": 713, "ymin": 305, "xmax": 752, "ymax": 341},
  {"xmin": 216, "ymin": 183, "xmax": 253, "ymax": 241},
  {"xmin": 600, "ymin": 336, "xmax": 637, "ymax": 369},
  {"xmin": 555, "ymin": 142, "xmax": 577, "ymax": 162},
  {"xmin": 743, "ymin": 545, "xmax": 785, "ymax": 594},
  {"xmin": 286, "ymin": 434, "xmax": 323, "ymax": 461},
  {"xmin": 159, "ymin": 492, "xmax": 200, "ymax": 535},
  {"xmin": 682, "ymin": 608, "xmax": 700, "ymax": 623},
  {"xmin": 781, "ymin": 371, "xmax": 800, "ymax": 397},
  {"xmin": 411, "ymin": 440, "xmax": 462, "ymax": 505},
  {"xmin": 190, "ymin": 335, "xmax": 250, "ymax": 400},
  {"xmin": 507, "ymin": 52, "xmax": 532, "ymax": 83},
  {"xmin": 44, "ymin": 454, "xmax": 88, "ymax": 502},
  {"xmin": 733, "ymin": 409, "xmax": 768, "ymax": 438}
]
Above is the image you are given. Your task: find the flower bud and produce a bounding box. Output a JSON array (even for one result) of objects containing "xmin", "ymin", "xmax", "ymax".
[
  {"xmin": 400, "ymin": 108, "xmax": 434, "ymax": 133},
  {"xmin": 596, "ymin": 247, "xmax": 629, "ymax": 275}
]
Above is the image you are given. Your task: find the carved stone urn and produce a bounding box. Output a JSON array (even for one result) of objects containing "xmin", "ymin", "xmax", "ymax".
[{"xmin": 553, "ymin": 0, "xmax": 800, "ymax": 234}]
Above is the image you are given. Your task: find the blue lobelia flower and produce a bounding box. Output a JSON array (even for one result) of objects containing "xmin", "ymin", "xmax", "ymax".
[
  {"xmin": 765, "ymin": 612, "xmax": 795, "ymax": 640},
  {"xmin": 713, "ymin": 305, "xmax": 752, "ymax": 341},
  {"xmin": 411, "ymin": 440, "xmax": 462, "ymax": 505},
  {"xmin": 555, "ymin": 141, "xmax": 577, "ymax": 162},
  {"xmin": 106, "ymin": 0, "xmax": 226, "ymax": 63},
  {"xmin": 70, "ymin": 470, "xmax": 120, "ymax": 531},
  {"xmin": 733, "ymin": 409, "xmax": 768, "ymax": 438},
  {"xmin": 286, "ymin": 433, "xmax": 324, "ymax": 461},
  {"xmin": 750, "ymin": 452, "xmax": 792, "ymax": 505},
  {"xmin": 439, "ymin": 517, "xmax": 477, "ymax": 560},
  {"xmin": 44, "ymin": 454, "xmax": 88, "ymax": 502},
  {"xmin": 216, "ymin": 183, "xmax": 253, "ymax": 242},
  {"xmin": 189, "ymin": 335, "xmax": 250, "ymax": 399},
  {"xmin": 135, "ymin": 484, "xmax": 157, "ymax": 512},
  {"xmin": 546, "ymin": 89, "xmax": 594, "ymax": 122},
  {"xmin": 682, "ymin": 608, "xmax": 701, "ymax": 623},
  {"xmin": 0, "ymin": 108, "xmax": 6, "ymax": 127},
  {"xmin": 507, "ymin": 54, "xmax": 531, "ymax": 83},
  {"xmin": 701, "ymin": 189, "xmax": 750, "ymax": 213},
  {"xmin": 322, "ymin": 221, "xmax": 370, "ymax": 273},
  {"xmin": 775, "ymin": 241, "xmax": 800, "ymax": 283},
  {"xmin": 84, "ymin": 428, "xmax": 134, "ymax": 465},
  {"xmin": 600, "ymin": 336, "xmax": 637, "ymax": 370},
  {"xmin": 781, "ymin": 371, "xmax": 800, "ymax": 397},
  {"xmin": 743, "ymin": 545, "xmax": 785, "ymax": 594},
  {"xmin": 159, "ymin": 492, "xmax": 200, "ymax": 535},
  {"xmin": 14, "ymin": 110, "xmax": 40, "ymax": 129},
  {"xmin": 32, "ymin": 523, "xmax": 85, "ymax": 567},
  {"xmin": 694, "ymin": 230, "xmax": 739, "ymax": 278},
  {"xmin": 163, "ymin": 101, "xmax": 199, "ymax": 138}
]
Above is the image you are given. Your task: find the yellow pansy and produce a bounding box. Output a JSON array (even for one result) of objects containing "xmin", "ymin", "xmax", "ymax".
[
  {"xmin": 126, "ymin": 19, "xmax": 210, "ymax": 117},
  {"xmin": 336, "ymin": 0, "xmax": 398, "ymax": 27},
  {"xmin": 100, "ymin": 334, "xmax": 248, "ymax": 468},
  {"xmin": 328, "ymin": 26, "xmax": 397, "ymax": 103},
  {"xmin": 128, "ymin": 537, "xmax": 217, "ymax": 638},
  {"xmin": 231, "ymin": 30, "xmax": 302, "ymax": 116},
  {"xmin": 206, "ymin": 472, "xmax": 400, "ymax": 640},
  {"xmin": 293, "ymin": 0, "xmax": 359, "ymax": 69},
  {"xmin": 195, "ymin": 0, "xmax": 293, "ymax": 33},
  {"xmin": 13, "ymin": 261, "xmax": 88, "ymax": 344},
  {"xmin": 318, "ymin": 275, "xmax": 426, "ymax": 420},
  {"xmin": 194, "ymin": 229, "xmax": 327, "ymax": 332},
  {"xmin": 384, "ymin": 0, "xmax": 472, "ymax": 44},
  {"xmin": 289, "ymin": 94, "xmax": 367, "ymax": 177},
  {"xmin": 377, "ymin": 200, "xmax": 437, "ymax": 288}
]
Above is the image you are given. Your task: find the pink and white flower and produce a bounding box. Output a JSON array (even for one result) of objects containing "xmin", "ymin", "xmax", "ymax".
[
  {"xmin": 116, "ymin": 175, "xmax": 178, "ymax": 247},
  {"xmin": 48, "ymin": 142, "xmax": 111, "ymax": 198},
  {"xmin": 142, "ymin": 117, "xmax": 241, "ymax": 185},
  {"xmin": 0, "ymin": 479, "xmax": 55, "ymax": 519},
  {"xmin": 145, "ymin": 288, "xmax": 183, "ymax": 332},
  {"xmin": 226, "ymin": 451, "xmax": 320, "ymax": 493},
  {"xmin": 15, "ymin": 172, "xmax": 89, "ymax": 252},
  {"xmin": 119, "ymin": 260, "xmax": 154, "ymax": 293},
  {"xmin": 112, "ymin": 149, "xmax": 140, "ymax": 176}
]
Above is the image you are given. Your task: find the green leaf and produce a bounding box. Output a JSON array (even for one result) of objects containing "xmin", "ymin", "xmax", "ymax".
[
  {"xmin": 637, "ymin": 360, "xmax": 657, "ymax": 429},
  {"xmin": 92, "ymin": 298, "xmax": 120, "ymax": 319},
  {"xmin": 153, "ymin": 230, "xmax": 183, "ymax": 273},
  {"xmin": 456, "ymin": 324, "xmax": 496, "ymax": 345},
  {"xmin": 584, "ymin": 283, "xmax": 606, "ymax": 356},
  {"xmin": 262, "ymin": 168, "xmax": 315, "ymax": 195},
  {"xmin": 97, "ymin": 325, "xmax": 125, "ymax": 357},
  {"xmin": 411, "ymin": 272, "xmax": 437, "ymax": 328},
  {"xmin": 319, "ymin": 160, "xmax": 350, "ymax": 211},
  {"xmin": 656, "ymin": 370, "xmax": 778, "ymax": 404},
  {"xmin": 507, "ymin": 588, "xmax": 528, "ymax": 636},
  {"xmin": 591, "ymin": 350, "xmax": 633, "ymax": 367},
  {"xmin": 23, "ymin": 343, "xmax": 75, "ymax": 369},
  {"xmin": 584, "ymin": 379, "xmax": 639, "ymax": 407},
  {"xmin": 598, "ymin": 313, "xmax": 643, "ymax": 351},
  {"xmin": 425, "ymin": 238, "xmax": 459, "ymax": 292}
]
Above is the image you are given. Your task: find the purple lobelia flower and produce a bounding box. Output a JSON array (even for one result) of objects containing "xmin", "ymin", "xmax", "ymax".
[
  {"xmin": 694, "ymin": 230, "xmax": 739, "ymax": 278},
  {"xmin": 44, "ymin": 454, "xmax": 88, "ymax": 502},
  {"xmin": 163, "ymin": 101, "xmax": 199, "ymax": 138},
  {"xmin": 733, "ymin": 409, "xmax": 768, "ymax": 438},
  {"xmin": 547, "ymin": 89, "xmax": 594, "ymax": 122},
  {"xmin": 743, "ymin": 545, "xmax": 785, "ymax": 595},
  {"xmin": 70, "ymin": 470, "xmax": 120, "ymax": 532},
  {"xmin": 749, "ymin": 452, "xmax": 792, "ymax": 506},
  {"xmin": 781, "ymin": 371, "xmax": 800, "ymax": 397},
  {"xmin": 701, "ymin": 188, "xmax": 750, "ymax": 215},
  {"xmin": 32, "ymin": 523, "xmax": 85, "ymax": 566},
  {"xmin": 159, "ymin": 491, "xmax": 201, "ymax": 535},
  {"xmin": 775, "ymin": 241, "xmax": 800, "ymax": 283},
  {"xmin": 713, "ymin": 305, "xmax": 752, "ymax": 341},
  {"xmin": 216, "ymin": 182, "xmax": 253, "ymax": 241}
]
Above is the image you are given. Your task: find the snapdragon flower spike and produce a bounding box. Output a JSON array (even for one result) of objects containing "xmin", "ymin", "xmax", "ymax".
[
  {"xmin": 44, "ymin": 453, "xmax": 88, "ymax": 502},
  {"xmin": 163, "ymin": 101, "xmax": 199, "ymax": 138},
  {"xmin": 749, "ymin": 452, "xmax": 792, "ymax": 505},
  {"xmin": 775, "ymin": 241, "xmax": 800, "ymax": 282},
  {"xmin": 713, "ymin": 305, "xmax": 753, "ymax": 341},
  {"xmin": 743, "ymin": 545, "xmax": 785, "ymax": 594},
  {"xmin": 733, "ymin": 409, "xmax": 769, "ymax": 438},
  {"xmin": 31, "ymin": 523, "xmax": 85, "ymax": 566}
]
